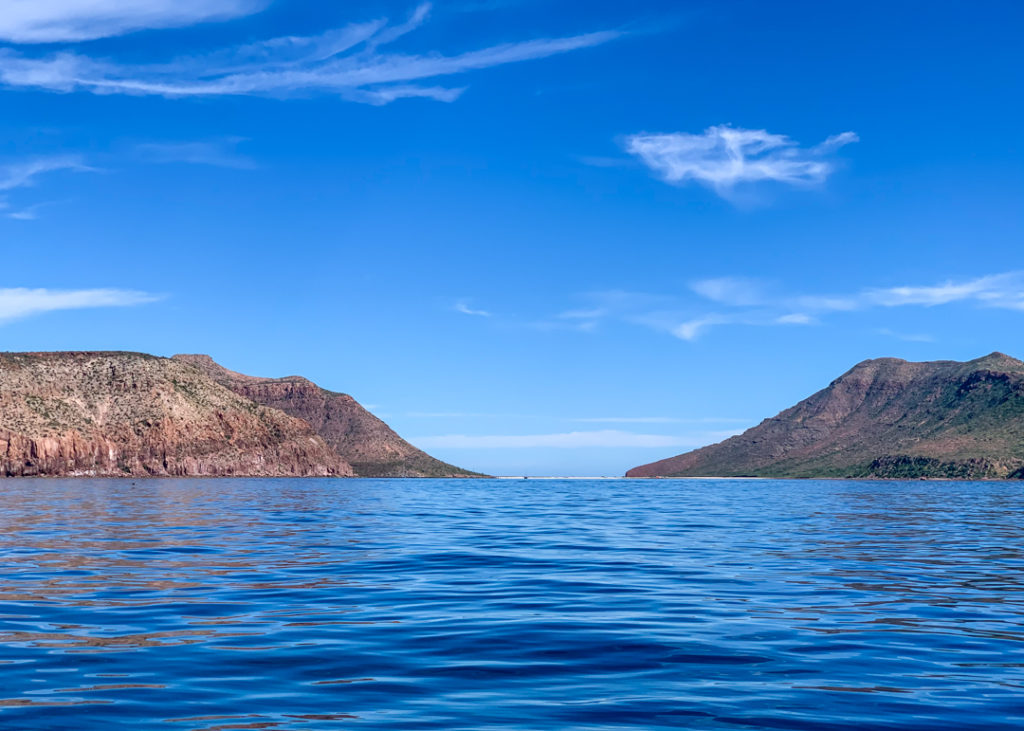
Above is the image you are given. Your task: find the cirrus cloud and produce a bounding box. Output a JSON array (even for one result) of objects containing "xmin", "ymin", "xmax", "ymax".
[
  {"xmin": 0, "ymin": 155, "xmax": 97, "ymax": 220},
  {"xmin": 412, "ymin": 429, "xmax": 742, "ymax": 449},
  {"xmin": 0, "ymin": 0, "xmax": 265, "ymax": 44},
  {"xmin": 668, "ymin": 272, "xmax": 1024, "ymax": 340},
  {"xmin": 134, "ymin": 139, "xmax": 256, "ymax": 169},
  {"xmin": 534, "ymin": 273, "xmax": 1024, "ymax": 345},
  {"xmin": 624, "ymin": 125, "xmax": 858, "ymax": 197},
  {"xmin": 0, "ymin": 155, "xmax": 93, "ymax": 192},
  {"xmin": 0, "ymin": 288, "xmax": 161, "ymax": 323},
  {"xmin": 455, "ymin": 300, "xmax": 492, "ymax": 317},
  {"xmin": 0, "ymin": 3, "xmax": 620, "ymax": 104}
]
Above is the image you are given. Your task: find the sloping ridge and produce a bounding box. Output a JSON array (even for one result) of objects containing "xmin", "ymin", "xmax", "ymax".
[
  {"xmin": 627, "ymin": 352, "xmax": 1024, "ymax": 479},
  {"xmin": 172, "ymin": 354, "xmax": 483, "ymax": 477},
  {"xmin": 0, "ymin": 352, "xmax": 351, "ymax": 477}
]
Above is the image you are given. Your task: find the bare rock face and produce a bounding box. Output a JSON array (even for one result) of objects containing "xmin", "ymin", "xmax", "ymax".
[
  {"xmin": 627, "ymin": 352, "xmax": 1024, "ymax": 479},
  {"xmin": 172, "ymin": 354, "xmax": 482, "ymax": 478},
  {"xmin": 0, "ymin": 352, "xmax": 353, "ymax": 477}
]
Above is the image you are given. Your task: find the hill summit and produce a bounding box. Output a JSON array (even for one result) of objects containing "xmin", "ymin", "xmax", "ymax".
[
  {"xmin": 172, "ymin": 354, "xmax": 481, "ymax": 478},
  {"xmin": 627, "ymin": 352, "xmax": 1024, "ymax": 479},
  {"xmin": 0, "ymin": 351, "xmax": 479, "ymax": 478}
]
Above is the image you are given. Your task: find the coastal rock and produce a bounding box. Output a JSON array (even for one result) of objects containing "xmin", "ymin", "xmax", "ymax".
[
  {"xmin": 627, "ymin": 352, "xmax": 1024, "ymax": 479},
  {"xmin": 172, "ymin": 354, "xmax": 482, "ymax": 477},
  {"xmin": 0, "ymin": 352, "xmax": 352, "ymax": 477}
]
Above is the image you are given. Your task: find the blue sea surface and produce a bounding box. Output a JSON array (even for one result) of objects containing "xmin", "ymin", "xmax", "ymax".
[{"xmin": 0, "ymin": 478, "xmax": 1022, "ymax": 730}]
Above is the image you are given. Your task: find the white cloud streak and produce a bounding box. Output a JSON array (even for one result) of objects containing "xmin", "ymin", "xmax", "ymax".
[
  {"xmin": 877, "ymin": 328, "xmax": 935, "ymax": 343},
  {"xmin": 0, "ymin": 155, "xmax": 96, "ymax": 220},
  {"xmin": 672, "ymin": 315, "xmax": 730, "ymax": 341},
  {"xmin": 455, "ymin": 301, "xmax": 491, "ymax": 317},
  {"xmin": 547, "ymin": 273, "xmax": 1024, "ymax": 344},
  {"xmin": 673, "ymin": 272, "xmax": 1024, "ymax": 340},
  {"xmin": 624, "ymin": 125, "xmax": 857, "ymax": 196},
  {"xmin": 134, "ymin": 139, "xmax": 256, "ymax": 169},
  {"xmin": 413, "ymin": 429, "xmax": 741, "ymax": 449},
  {"xmin": 775, "ymin": 313, "xmax": 814, "ymax": 325},
  {"xmin": 689, "ymin": 276, "xmax": 765, "ymax": 306},
  {"xmin": 789, "ymin": 273, "xmax": 1024, "ymax": 314},
  {"xmin": 570, "ymin": 416, "xmax": 750, "ymax": 424},
  {"xmin": 571, "ymin": 416, "xmax": 682, "ymax": 424},
  {"xmin": 0, "ymin": 155, "xmax": 92, "ymax": 192},
  {"xmin": 6, "ymin": 202, "xmax": 51, "ymax": 220},
  {"xmin": 404, "ymin": 413, "xmax": 749, "ymax": 424},
  {"xmin": 0, "ymin": 0, "xmax": 266, "ymax": 43},
  {"xmin": 863, "ymin": 274, "xmax": 1024, "ymax": 309},
  {"xmin": 407, "ymin": 411, "xmax": 503, "ymax": 418},
  {"xmin": 0, "ymin": 3, "xmax": 619, "ymax": 104},
  {"xmin": 0, "ymin": 288, "xmax": 160, "ymax": 323}
]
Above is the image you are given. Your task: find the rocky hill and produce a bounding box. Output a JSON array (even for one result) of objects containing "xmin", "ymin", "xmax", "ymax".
[
  {"xmin": 172, "ymin": 354, "xmax": 482, "ymax": 478},
  {"xmin": 627, "ymin": 352, "xmax": 1024, "ymax": 480},
  {"xmin": 0, "ymin": 352, "xmax": 351, "ymax": 477}
]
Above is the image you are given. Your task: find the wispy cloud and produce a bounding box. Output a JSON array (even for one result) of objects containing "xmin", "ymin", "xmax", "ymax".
[
  {"xmin": 2, "ymin": 142, "xmax": 254, "ymax": 220},
  {"xmin": 790, "ymin": 273, "xmax": 1024, "ymax": 314},
  {"xmin": 775, "ymin": 313, "xmax": 814, "ymax": 325},
  {"xmin": 0, "ymin": 3, "xmax": 619, "ymax": 104},
  {"xmin": 558, "ymin": 307, "xmax": 609, "ymax": 320},
  {"xmin": 0, "ymin": 155, "xmax": 96, "ymax": 220},
  {"xmin": 455, "ymin": 300, "xmax": 491, "ymax": 317},
  {"xmin": 877, "ymin": 328, "xmax": 935, "ymax": 343},
  {"xmin": 0, "ymin": 288, "xmax": 161, "ymax": 323},
  {"xmin": 134, "ymin": 138, "xmax": 256, "ymax": 169},
  {"xmin": 0, "ymin": 0, "xmax": 266, "ymax": 43},
  {"xmin": 672, "ymin": 314, "xmax": 733, "ymax": 341},
  {"xmin": 404, "ymin": 412, "xmax": 749, "ymax": 424},
  {"xmin": 863, "ymin": 274, "xmax": 1024, "ymax": 309},
  {"xmin": 407, "ymin": 411, "xmax": 503, "ymax": 418},
  {"xmin": 5, "ymin": 202, "xmax": 53, "ymax": 221},
  {"xmin": 671, "ymin": 272, "xmax": 1024, "ymax": 340},
  {"xmin": 689, "ymin": 276, "xmax": 766, "ymax": 306},
  {"xmin": 538, "ymin": 272, "xmax": 1024, "ymax": 344},
  {"xmin": 412, "ymin": 429, "xmax": 741, "ymax": 449},
  {"xmin": 570, "ymin": 416, "xmax": 749, "ymax": 424},
  {"xmin": 624, "ymin": 125, "xmax": 857, "ymax": 197},
  {"xmin": 0, "ymin": 156, "xmax": 93, "ymax": 192}
]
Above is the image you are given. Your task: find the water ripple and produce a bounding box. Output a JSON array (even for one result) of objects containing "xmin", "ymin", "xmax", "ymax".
[{"xmin": 0, "ymin": 478, "xmax": 1023, "ymax": 729}]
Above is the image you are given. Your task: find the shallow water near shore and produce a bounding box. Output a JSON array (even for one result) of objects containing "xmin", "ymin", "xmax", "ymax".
[{"xmin": 1, "ymin": 477, "xmax": 1023, "ymax": 730}]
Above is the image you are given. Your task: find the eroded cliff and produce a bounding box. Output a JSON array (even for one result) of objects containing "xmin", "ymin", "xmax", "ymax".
[{"xmin": 0, "ymin": 352, "xmax": 352, "ymax": 477}]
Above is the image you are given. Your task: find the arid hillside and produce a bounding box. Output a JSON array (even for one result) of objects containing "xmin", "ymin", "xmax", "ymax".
[
  {"xmin": 0, "ymin": 351, "xmax": 351, "ymax": 477},
  {"xmin": 173, "ymin": 354, "xmax": 482, "ymax": 478},
  {"xmin": 628, "ymin": 352, "xmax": 1024, "ymax": 480}
]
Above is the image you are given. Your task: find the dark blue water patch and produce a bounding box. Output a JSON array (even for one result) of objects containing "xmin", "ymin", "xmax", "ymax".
[{"xmin": 0, "ymin": 478, "xmax": 1023, "ymax": 729}]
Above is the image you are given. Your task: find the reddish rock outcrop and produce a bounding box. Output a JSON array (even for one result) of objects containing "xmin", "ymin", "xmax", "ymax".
[
  {"xmin": 172, "ymin": 354, "xmax": 482, "ymax": 477},
  {"xmin": 0, "ymin": 352, "xmax": 352, "ymax": 477}
]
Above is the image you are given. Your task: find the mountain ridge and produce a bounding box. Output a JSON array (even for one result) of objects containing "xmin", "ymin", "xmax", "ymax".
[
  {"xmin": 0, "ymin": 351, "xmax": 481, "ymax": 478},
  {"xmin": 627, "ymin": 352, "xmax": 1024, "ymax": 480},
  {"xmin": 172, "ymin": 354, "xmax": 483, "ymax": 478},
  {"xmin": 0, "ymin": 351, "xmax": 351, "ymax": 477}
]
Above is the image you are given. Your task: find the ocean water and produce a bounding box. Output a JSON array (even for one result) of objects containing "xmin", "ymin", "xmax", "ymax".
[{"xmin": 1, "ymin": 478, "xmax": 1023, "ymax": 730}]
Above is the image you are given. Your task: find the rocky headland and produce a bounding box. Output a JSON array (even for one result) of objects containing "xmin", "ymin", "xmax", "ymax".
[
  {"xmin": 172, "ymin": 354, "xmax": 482, "ymax": 478},
  {"xmin": 0, "ymin": 351, "xmax": 480, "ymax": 478},
  {"xmin": 627, "ymin": 352, "xmax": 1024, "ymax": 480}
]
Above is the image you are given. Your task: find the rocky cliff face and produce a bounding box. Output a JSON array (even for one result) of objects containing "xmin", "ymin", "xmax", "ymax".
[
  {"xmin": 172, "ymin": 354, "xmax": 482, "ymax": 477},
  {"xmin": 627, "ymin": 352, "xmax": 1024, "ymax": 479},
  {"xmin": 0, "ymin": 352, "xmax": 352, "ymax": 477}
]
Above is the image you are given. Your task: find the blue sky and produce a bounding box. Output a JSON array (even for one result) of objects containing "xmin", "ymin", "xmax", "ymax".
[{"xmin": 1, "ymin": 0, "xmax": 1022, "ymax": 475}]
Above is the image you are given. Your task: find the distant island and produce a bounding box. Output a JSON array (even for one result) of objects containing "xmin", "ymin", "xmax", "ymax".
[
  {"xmin": 0, "ymin": 351, "xmax": 483, "ymax": 478},
  {"xmin": 628, "ymin": 352, "xmax": 1024, "ymax": 480}
]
